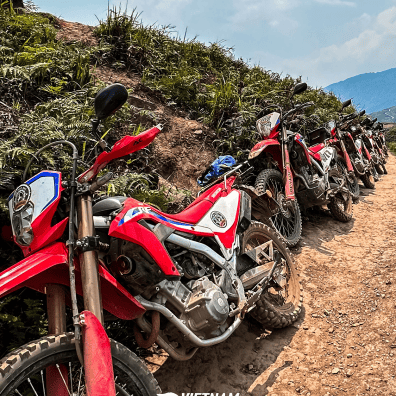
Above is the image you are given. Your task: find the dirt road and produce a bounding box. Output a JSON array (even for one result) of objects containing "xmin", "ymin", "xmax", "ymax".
[{"xmin": 155, "ymin": 154, "xmax": 396, "ymax": 396}]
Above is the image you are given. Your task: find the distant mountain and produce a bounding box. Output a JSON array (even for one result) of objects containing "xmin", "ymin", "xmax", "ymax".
[
  {"xmin": 325, "ymin": 68, "xmax": 396, "ymax": 114},
  {"xmin": 370, "ymin": 106, "xmax": 396, "ymax": 123}
]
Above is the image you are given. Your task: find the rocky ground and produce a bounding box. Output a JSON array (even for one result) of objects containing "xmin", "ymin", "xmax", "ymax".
[{"xmin": 154, "ymin": 154, "xmax": 396, "ymax": 396}]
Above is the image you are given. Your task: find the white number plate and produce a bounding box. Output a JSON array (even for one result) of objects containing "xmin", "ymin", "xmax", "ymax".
[{"xmin": 318, "ymin": 147, "xmax": 334, "ymax": 172}]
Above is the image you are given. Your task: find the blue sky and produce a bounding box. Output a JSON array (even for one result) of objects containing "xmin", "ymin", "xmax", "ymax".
[{"xmin": 34, "ymin": 0, "xmax": 396, "ymax": 87}]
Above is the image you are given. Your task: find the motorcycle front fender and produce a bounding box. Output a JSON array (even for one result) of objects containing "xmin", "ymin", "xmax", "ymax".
[
  {"xmin": 248, "ymin": 139, "xmax": 283, "ymax": 171},
  {"xmin": 0, "ymin": 242, "xmax": 145, "ymax": 320}
]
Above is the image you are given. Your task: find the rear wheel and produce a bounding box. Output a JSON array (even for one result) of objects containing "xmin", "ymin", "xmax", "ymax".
[
  {"xmin": 241, "ymin": 222, "xmax": 303, "ymax": 328},
  {"xmin": 328, "ymin": 194, "xmax": 353, "ymax": 222},
  {"xmin": 254, "ymin": 169, "xmax": 302, "ymax": 247},
  {"xmin": 0, "ymin": 333, "xmax": 160, "ymax": 396},
  {"xmin": 361, "ymin": 170, "xmax": 375, "ymax": 189}
]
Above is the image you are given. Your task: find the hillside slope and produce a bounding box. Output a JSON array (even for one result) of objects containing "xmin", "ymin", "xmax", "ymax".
[
  {"xmin": 371, "ymin": 106, "xmax": 396, "ymax": 123},
  {"xmin": 325, "ymin": 68, "xmax": 396, "ymax": 113}
]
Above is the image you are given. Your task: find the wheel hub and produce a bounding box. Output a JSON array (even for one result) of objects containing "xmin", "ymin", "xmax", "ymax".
[{"xmin": 277, "ymin": 193, "xmax": 292, "ymax": 219}]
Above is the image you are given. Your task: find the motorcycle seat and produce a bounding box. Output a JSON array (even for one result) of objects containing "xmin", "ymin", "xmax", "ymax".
[
  {"xmin": 93, "ymin": 196, "xmax": 128, "ymax": 216},
  {"xmin": 153, "ymin": 183, "xmax": 226, "ymax": 224}
]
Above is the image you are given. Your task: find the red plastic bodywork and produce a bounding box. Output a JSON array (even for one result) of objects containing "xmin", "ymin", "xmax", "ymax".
[
  {"xmin": 0, "ymin": 242, "xmax": 145, "ymax": 320},
  {"xmin": 364, "ymin": 146, "xmax": 372, "ymax": 161},
  {"xmin": 249, "ymin": 139, "xmax": 283, "ymax": 172},
  {"xmin": 82, "ymin": 310, "xmax": 116, "ymax": 396},
  {"xmin": 307, "ymin": 142, "xmax": 324, "ymax": 162},
  {"xmin": 109, "ymin": 199, "xmax": 180, "ymax": 277},
  {"xmin": 110, "ymin": 177, "xmax": 240, "ymax": 251},
  {"xmin": 269, "ymin": 123, "xmax": 280, "ymax": 139},
  {"xmin": 12, "ymin": 172, "xmax": 69, "ymax": 257},
  {"xmin": 79, "ymin": 126, "xmax": 162, "ymax": 182}
]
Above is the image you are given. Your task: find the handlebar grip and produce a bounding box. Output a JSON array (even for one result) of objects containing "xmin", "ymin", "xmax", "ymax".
[{"xmin": 90, "ymin": 172, "xmax": 113, "ymax": 193}]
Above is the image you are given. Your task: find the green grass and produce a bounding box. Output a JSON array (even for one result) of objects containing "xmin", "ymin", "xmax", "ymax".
[{"xmin": 93, "ymin": 5, "xmax": 355, "ymax": 159}]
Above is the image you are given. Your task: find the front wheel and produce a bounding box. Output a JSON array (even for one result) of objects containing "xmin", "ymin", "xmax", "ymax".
[
  {"xmin": 338, "ymin": 157, "xmax": 360, "ymax": 202},
  {"xmin": 0, "ymin": 333, "xmax": 160, "ymax": 396},
  {"xmin": 371, "ymin": 166, "xmax": 379, "ymax": 182},
  {"xmin": 254, "ymin": 169, "xmax": 302, "ymax": 247},
  {"xmin": 375, "ymin": 163, "xmax": 384, "ymax": 175},
  {"xmin": 241, "ymin": 222, "xmax": 303, "ymax": 328}
]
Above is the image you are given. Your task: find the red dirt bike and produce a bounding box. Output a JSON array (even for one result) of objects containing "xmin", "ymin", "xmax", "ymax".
[
  {"xmin": 361, "ymin": 118, "xmax": 387, "ymax": 176},
  {"xmin": 247, "ymin": 83, "xmax": 353, "ymax": 247},
  {"xmin": 346, "ymin": 118, "xmax": 380, "ymax": 189},
  {"xmin": 372, "ymin": 122, "xmax": 389, "ymax": 163},
  {"xmin": 308, "ymin": 99, "xmax": 361, "ymax": 202},
  {"xmin": 0, "ymin": 84, "xmax": 302, "ymax": 395}
]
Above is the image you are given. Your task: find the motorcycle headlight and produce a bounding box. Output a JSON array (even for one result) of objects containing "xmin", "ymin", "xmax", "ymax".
[{"xmin": 12, "ymin": 201, "xmax": 34, "ymax": 246}]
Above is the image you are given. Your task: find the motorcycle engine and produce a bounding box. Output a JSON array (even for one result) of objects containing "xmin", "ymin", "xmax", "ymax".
[{"xmin": 158, "ymin": 276, "xmax": 230, "ymax": 338}]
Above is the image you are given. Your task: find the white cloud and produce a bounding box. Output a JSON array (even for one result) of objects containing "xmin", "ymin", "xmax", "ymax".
[
  {"xmin": 116, "ymin": 0, "xmax": 193, "ymax": 27},
  {"xmin": 313, "ymin": 0, "xmax": 356, "ymax": 7},
  {"xmin": 229, "ymin": 0, "xmax": 300, "ymax": 33},
  {"xmin": 274, "ymin": 6, "xmax": 396, "ymax": 86}
]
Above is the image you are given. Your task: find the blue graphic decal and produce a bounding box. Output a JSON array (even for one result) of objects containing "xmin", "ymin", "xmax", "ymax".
[
  {"xmin": 119, "ymin": 207, "xmax": 194, "ymax": 227},
  {"xmin": 7, "ymin": 171, "xmax": 60, "ymax": 211},
  {"xmin": 147, "ymin": 209, "xmax": 193, "ymax": 227},
  {"xmin": 118, "ymin": 208, "xmax": 141, "ymax": 226}
]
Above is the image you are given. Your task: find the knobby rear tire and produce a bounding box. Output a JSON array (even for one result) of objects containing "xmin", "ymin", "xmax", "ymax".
[
  {"xmin": 241, "ymin": 222, "xmax": 303, "ymax": 328},
  {"xmin": 0, "ymin": 333, "xmax": 160, "ymax": 396}
]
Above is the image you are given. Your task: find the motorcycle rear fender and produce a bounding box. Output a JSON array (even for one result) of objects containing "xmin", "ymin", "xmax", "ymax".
[
  {"xmin": 248, "ymin": 139, "xmax": 283, "ymax": 171},
  {"xmin": 0, "ymin": 242, "xmax": 145, "ymax": 320}
]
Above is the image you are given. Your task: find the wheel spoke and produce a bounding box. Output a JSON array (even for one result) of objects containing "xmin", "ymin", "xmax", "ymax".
[
  {"xmin": 69, "ymin": 362, "xmax": 73, "ymax": 395},
  {"xmin": 77, "ymin": 366, "xmax": 83, "ymax": 395},
  {"xmin": 56, "ymin": 364, "xmax": 72, "ymax": 396},
  {"xmin": 27, "ymin": 378, "xmax": 39, "ymax": 396},
  {"xmin": 41, "ymin": 370, "xmax": 46, "ymax": 396}
]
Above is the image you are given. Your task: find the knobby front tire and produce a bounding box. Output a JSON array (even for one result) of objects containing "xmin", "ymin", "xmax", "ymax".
[{"xmin": 0, "ymin": 333, "xmax": 160, "ymax": 396}]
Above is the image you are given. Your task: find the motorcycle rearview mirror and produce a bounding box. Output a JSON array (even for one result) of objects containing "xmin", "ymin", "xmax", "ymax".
[
  {"xmin": 341, "ymin": 99, "xmax": 352, "ymax": 110},
  {"xmin": 359, "ymin": 110, "xmax": 365, "ymax": 116},
  {"xmin": 94, "ymin": 83, "xmax": 128, "ymax": 121},
  {"xmin": 372, "ymin": 117, "xmax": 377, "ymax": 123},
  {"xmin": 292, "ymin": 82, "xmax": 307, "ymax": 97}
]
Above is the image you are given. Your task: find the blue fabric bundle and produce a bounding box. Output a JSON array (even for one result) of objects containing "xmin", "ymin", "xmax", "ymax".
[{"xmin": 197, "ymin": 155, "xmax": 236, "ymax": 186}]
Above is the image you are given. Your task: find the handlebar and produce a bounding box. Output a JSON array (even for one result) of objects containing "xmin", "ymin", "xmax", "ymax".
[
  {"xmin": 283, "ymin": 101, "xmax": 314, "ymax": 122},
  {"xmin": 90, "ymin": 172, "xmax": 113, "ymax": 193}
]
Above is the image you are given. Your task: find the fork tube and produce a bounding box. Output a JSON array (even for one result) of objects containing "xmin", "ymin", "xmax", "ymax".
[
  {"xmin": 46, "ymin": 284, "xmax": 66, "ymax": 334},
  {"xmin": 77, "ymin": 194, "xmax": 104, "ymax": 324}
]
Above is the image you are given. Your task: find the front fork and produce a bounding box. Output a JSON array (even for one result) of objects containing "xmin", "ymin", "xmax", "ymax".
[
  {"xmin": 283, "ymin": 145, "xmax": 295, "ymax": 201},
  {"xmin": 77, "ymin": 194, "xmax": 116, "ymax": 396},
  {"xmin": 46, "ymin": 193, "xmax": 116, "ymax": 396},
  {"xmin": 339, "ymin": 139, "xmax": 354, "ymax": 173}
]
